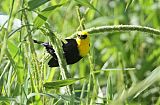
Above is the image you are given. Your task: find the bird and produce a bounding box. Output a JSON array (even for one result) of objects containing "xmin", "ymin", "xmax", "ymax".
[{"xmin": 33, "ymin": 31, "xmax": 90, "ymax": 67}]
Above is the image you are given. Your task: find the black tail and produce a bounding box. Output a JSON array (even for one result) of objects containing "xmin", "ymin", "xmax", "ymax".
[
  {"xmin": 33, "ymin": 40, "xmax": 43, "ymax": 44},
  {"xmin": 33, "ymin": 39, "xmax": 58, "ymax": 67},
  {"xmin": 33, "ymin": 40, "xmax": 51, "ymax": 47},
  {"xmin": 33, "ymin": 39, "xmax": 55, "ymax": 56}
]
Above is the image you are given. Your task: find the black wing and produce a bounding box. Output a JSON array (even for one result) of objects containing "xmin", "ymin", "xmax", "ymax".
[
  {"xmin": 62, "ymin": 39, "xmax": 82, "ymax": 65},
  {"xmin": 49, "ymin": 39, "xmax": 82, "ymax": 67},
  {"xmin": 48, "ymin": 39, "xmax": 81, "ymax": 67},
  {"xmin": 34, "ymin": 39, "xmax": 82, "ymax": 67},
  {"xmin": 41, "ymin": 39, "xmax": 77, "ymax": 56},
  {"xmin": 62, "ymin": 39, "xmax": 78, "ymax": 52}
]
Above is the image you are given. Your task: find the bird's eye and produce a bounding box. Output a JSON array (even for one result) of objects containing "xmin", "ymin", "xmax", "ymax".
[
  {"xmin": 77, "ymin": 34, "xmax": 81, "ymax": 37},
  {"xmin": 82, "ymin": 35, "xmax": 87, "ymax": 39},
  {"xmin": 77, "ymin": 34, "xmax": 88, "ymax": 39}
]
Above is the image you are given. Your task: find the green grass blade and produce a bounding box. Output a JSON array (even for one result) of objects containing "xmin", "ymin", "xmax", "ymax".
[
  {"xmin": 125, "ymin": 0, "xmax": 134, "ymax": 12},
  {"xmin": 110, "ymin": 66, "xmax": 160, "ymax": 105},
  {"xmin": 0, "ymin": 96, "xmax": 16, "ymax": 101},
  {"xmin": 27, "ymin": 93, "xmax": 80, "ymax": 103},
  {"xmin": 28, "ymin": 0, "xmax": 50, "ymax": 10},
  {"xmin": 44, "ymin": 77, "xmax": 84, "ymax": 89},
  {"xmin": 34, "ymin": 4, "xmax": 63, "ymax": 27}
]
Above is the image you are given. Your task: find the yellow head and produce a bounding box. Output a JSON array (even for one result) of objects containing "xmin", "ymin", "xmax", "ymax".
[
  {"xmin": 76, "ymin": 31, "xmax": 90, "ymax": 57},
  {"xmin": 77, "ymin": 31, "xmax": 89, "ymax": 40}
]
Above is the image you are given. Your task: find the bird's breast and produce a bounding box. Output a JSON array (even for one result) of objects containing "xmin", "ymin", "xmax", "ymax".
[{"xmin": 76, "ymin": 39, "xmax": 90, "ymax": 57}]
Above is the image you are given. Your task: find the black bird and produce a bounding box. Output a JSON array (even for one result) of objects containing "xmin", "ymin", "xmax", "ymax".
[{"xmin": 33, "ymin": 31, "xmax": 90, "ymax": 67}]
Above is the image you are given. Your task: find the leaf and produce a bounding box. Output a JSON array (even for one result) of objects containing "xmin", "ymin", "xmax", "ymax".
[
  {"xmin": 7, "ymin": 41, "xmax": 18, "ymax": 57},
  {"xmin": 34, "ymin": 4, "xmax": 63, "ymax": 27},
  {"xmin": 0, "ymin": 96, "xmax": 16, "ymax": 101},
  {"xmin": 28, "ymin": 0, "xmax": 50, "ymax": 10},
  {"xmin": 8, "ymin": 41, "xmax": 24, "ymax": 84},
  {"xmin": 92, "ymin": 68, "xmax": 136, "ymax": 74},
  {"xmin": 74, "ymin": 0, "xmax": 102, "ymax": 15},
  {"xmin": 44, "ymin": 77, "xmax": 84, "ymax": 89},
  {"xmin": 27, "ymin": 93, "xmax": 80, "ymax": 103},
  {"xmin": 125, "ymin": 0, "xmax": 134, "ymax": 12},
  {"xmin": 110, "ymin": 66, "xmax": 160, "ymax": 104}
]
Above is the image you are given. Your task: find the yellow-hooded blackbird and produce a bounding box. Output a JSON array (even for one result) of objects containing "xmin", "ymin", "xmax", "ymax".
[{"xmin": 33, "ymin": 31, "xmax": 90, "ymax": 67}]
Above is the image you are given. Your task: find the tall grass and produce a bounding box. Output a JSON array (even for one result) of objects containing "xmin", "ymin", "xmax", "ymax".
[{"xmin": 0, "ymin": 0, "xmax": 160, "ymax": 105}]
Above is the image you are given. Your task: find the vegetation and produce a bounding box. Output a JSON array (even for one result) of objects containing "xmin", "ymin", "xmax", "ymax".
[{"xmin": 0, "ymin": 0, "xmax": 160, "ymax": 104}]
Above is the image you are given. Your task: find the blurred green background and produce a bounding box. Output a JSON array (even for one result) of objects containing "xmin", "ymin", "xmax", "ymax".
[{"xmin": 0, "ymin": 0, "xmax": 160, "ymax": 104}]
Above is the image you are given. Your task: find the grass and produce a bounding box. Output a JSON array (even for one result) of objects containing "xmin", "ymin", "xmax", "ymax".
[{"xmin": 0, "ymin": 0, "xmax": 160, "ymax": 105}]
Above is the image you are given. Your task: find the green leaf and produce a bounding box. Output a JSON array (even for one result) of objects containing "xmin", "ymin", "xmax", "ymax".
[
  {"xmin": 7, "ymin": 41, "xmax": 18, "ymax": 57},
  {"xmin": 27, "ymin": 93, "xmax": 80, "ymax": 103},
  {"xmin": 7, "ymin": 41, "xmax": 24, "ymax": 84},
  {"xmin": 74, "ymin": 0, "xmax": 102, "ymax": 15},
  {"xmin": 125, "ymin": 0, "xmax": 134, "ymax": 12},
  {"xmin": 0, "ymin": 96, "xmax": 16, "ymax": 101},
  {"xmin": 28, "ymin": 0, "xmax": 50, "ymax": 10},
  {"xmin": 44, "ymin": 77, "xmax": 84, "ymax": 89},
  {"xmin": 34, "ymin": 4, "xmax": 63, "ymax": 27}
]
